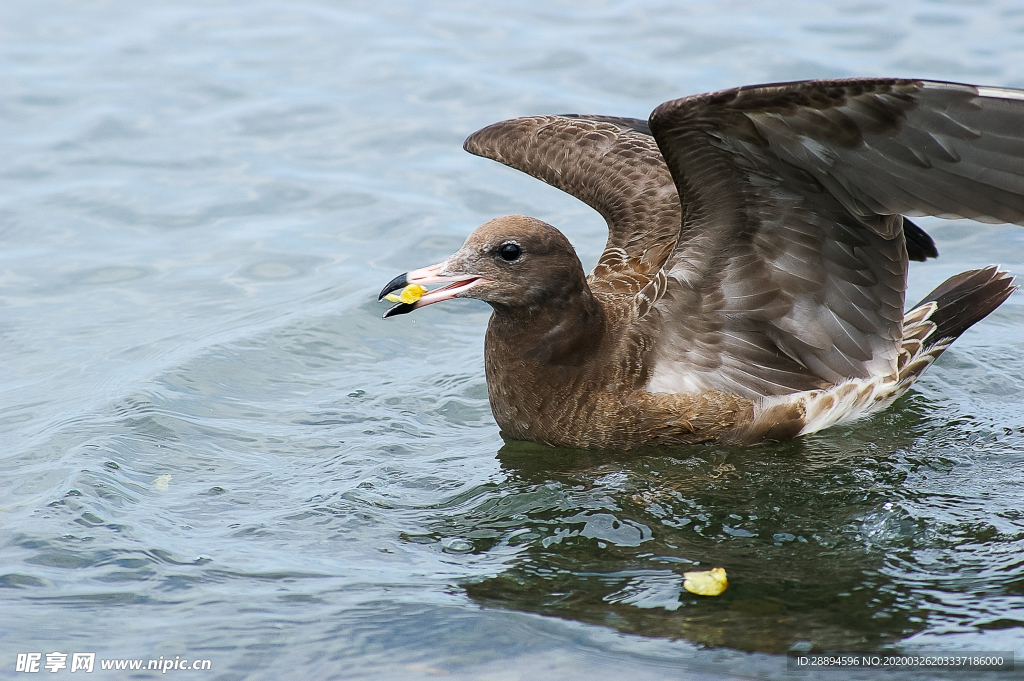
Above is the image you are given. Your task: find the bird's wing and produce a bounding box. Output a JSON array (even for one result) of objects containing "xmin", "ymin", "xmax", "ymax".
[
  {"xmin": 643, "ymin": 78, "xmax": 1024, "ymax": 398},
  {"xmin": 464, "ymin": 115, "xmax": 680, "ymax": 299}
]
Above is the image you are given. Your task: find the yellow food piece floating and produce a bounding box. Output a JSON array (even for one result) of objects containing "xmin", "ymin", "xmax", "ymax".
[
  {"xmin": 683, "ymin": 567, "xmax": 728, "ymax": 596},
  {"xmin": 385, "ymin": 284, "xmax": 428, "ymax": 304}
]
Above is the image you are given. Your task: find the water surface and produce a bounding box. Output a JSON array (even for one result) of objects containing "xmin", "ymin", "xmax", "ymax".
[{"xmin": 3, "ymin": 1, "xmax": 1024, "ymax": 679}]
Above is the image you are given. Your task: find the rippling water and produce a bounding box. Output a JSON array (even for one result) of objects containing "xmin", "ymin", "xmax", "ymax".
[{"xmin": 3, "ymin": 1, "xmax": 1024, "ymax": 679}]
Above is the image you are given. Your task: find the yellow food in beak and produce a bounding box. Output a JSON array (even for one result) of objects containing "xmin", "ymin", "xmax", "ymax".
[
  {"xmin": 384, "ymin": 284, "xmax": 428, "ymax": 304},
  {"xmin": 682, "ymin": 567, "xmax": 728, "ymax": 596}
]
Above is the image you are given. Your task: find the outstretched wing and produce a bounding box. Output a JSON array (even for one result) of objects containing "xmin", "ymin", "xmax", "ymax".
[
  {"xmin": 644, "ymin": 79, "xmax": 1024, "ymax": 398},
  {"xmin": 464, "ymin": 115, "xmax": 680, "ymax": 298}
]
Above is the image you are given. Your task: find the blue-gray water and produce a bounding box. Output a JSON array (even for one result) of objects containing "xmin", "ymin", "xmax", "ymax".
[{"xmin": 3, "ymin": 1, "xmax": 1024, "ymax": 679}]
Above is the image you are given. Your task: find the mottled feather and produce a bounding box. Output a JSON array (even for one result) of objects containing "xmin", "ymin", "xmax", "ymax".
[
  {"xmin": 464, "ymin": 115, "xmax": 680, "ymax": 300},
  {"xmin": 645, "ymin": 79, "xmax": 1024, "ymax": 398},
  {"xmin": 451, "ymin": 79, "xmax": 1024, "ymax": 447}
]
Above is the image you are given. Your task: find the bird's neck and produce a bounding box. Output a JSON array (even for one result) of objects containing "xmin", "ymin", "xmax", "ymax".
[
  {"xmin": 482, "ymin": 285, "xmax": 613, "ymax": 443},
  {"xmin": 485, "ymin": 285, "xmax": 605, "ymax": 366}
]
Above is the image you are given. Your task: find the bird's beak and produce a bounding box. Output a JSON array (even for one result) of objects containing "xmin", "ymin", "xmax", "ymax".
[{"xmin": 378, "ymin": 262, "xmax": 488, "ymax": 318}]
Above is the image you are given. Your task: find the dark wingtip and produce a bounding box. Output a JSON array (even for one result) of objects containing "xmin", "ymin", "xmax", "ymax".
[
  {"xmin": 383, "ymin": 302, "xmax": 416, "ymax": 319},
  {"xmin": 904, "ymin": 217, "xmax": 939, "ymax": 262},
  {"xmin": 378, "ymin": 272, "xmax": 408, "ymax": 301}
]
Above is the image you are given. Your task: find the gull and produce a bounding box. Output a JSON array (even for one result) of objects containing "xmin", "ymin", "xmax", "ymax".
[{"xmin": 381, "ymin": 79, "xmax": 1021, "ymax": 449}]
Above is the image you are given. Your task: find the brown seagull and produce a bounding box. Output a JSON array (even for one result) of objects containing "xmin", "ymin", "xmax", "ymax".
[{"xmin": 380, "ymin": 78, "xmax": 1022, "ymax": 449}]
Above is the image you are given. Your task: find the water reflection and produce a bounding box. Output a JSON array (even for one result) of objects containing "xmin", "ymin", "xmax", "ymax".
[{"xmin": 456, "ymin": 399, "xmax": 951, "ymax": 654}]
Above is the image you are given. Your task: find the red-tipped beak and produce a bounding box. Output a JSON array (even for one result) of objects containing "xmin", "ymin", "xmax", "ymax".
[{"xmin": 378, "ymin": 262, "xmax": 488, "ymax": 318}]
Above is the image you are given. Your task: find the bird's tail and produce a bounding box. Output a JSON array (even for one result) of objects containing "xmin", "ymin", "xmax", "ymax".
[{"xmin": 895, "ymin": 265, "xmax": 1017, "ymax": 392}]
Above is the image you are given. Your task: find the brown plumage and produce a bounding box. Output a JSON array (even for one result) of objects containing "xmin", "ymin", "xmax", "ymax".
[{"xmin": 380, "ymin": 78, "xmax": 1023, "ymax": 449}]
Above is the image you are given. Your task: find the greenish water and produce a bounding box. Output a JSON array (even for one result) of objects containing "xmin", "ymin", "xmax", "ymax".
[{"xmin": 2, "ymin": 1, "xmax": 1023, "ymax": 679}]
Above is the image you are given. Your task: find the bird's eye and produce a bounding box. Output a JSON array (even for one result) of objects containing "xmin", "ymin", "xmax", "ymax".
[{"xmin": 498, "ymin": 242, "xmax": 522, "ymax": 262}]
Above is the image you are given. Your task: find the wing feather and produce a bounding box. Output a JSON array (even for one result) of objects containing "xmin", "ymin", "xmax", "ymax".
[
  {"xmin": 641, "ymin": 78, "xmax": 1024, "ymax": 397},
  {"xmin": 464, "ymin": 115, "xmax": 680, "ymax": 296}
]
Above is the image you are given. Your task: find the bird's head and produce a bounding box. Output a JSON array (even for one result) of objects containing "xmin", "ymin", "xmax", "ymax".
[{"xmin": 379, "ymin": 215, "xmax": 588, "ymax": 317}]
